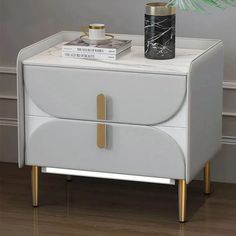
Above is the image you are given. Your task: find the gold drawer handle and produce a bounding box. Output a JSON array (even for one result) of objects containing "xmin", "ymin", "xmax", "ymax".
[{"xmin": 97, "ymin": 94, "xmax": 107, "ymax": 148}]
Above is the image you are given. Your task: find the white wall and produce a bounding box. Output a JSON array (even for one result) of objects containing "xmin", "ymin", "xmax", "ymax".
[
  {"xmin": 1, "ymin": 0, "xmax": 236, "ymax": 81},
  {"xmin": 0, "ymin": 0, "xmax": 236, "ymax": 183},
  {"xmin": 0, "ymin": 0, "xmax": 4, "ymax": 64}
]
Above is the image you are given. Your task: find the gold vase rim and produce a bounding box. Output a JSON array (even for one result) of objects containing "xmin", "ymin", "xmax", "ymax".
[{"xmin": 146, "ymin": 2, "xmax": 176, "ymax": 16}]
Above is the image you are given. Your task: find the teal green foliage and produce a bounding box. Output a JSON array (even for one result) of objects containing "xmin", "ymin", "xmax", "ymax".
[{"xmin": 167, "ymin": 0, "xmax": 236, "ymax": 12}]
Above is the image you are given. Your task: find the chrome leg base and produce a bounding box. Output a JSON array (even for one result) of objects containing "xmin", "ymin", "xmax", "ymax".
[{"xmin": 66, "ymin": 175, "xmax": 72, "ymax": 182}]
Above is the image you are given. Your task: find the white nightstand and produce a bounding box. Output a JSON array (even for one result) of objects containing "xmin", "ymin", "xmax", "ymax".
[{"xmin": 17, "ymin": 31, "xmax": 224, "ymax": 222}]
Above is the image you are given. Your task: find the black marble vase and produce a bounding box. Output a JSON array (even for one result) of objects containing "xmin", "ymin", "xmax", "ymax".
[{"xmin": 145, "ymin": 3, "xmax": 176, "ymax": 60}]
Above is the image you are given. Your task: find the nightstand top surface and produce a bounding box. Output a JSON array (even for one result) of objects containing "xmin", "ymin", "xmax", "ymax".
[{"xmin": 23, "ymin": 41, "xmax": 204, "ymax": 75}]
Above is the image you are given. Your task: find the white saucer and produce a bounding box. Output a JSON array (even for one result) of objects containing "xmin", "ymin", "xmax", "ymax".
[{"xmin": 80, "ymin": 34, "xmax": 114, "ymax": 45}]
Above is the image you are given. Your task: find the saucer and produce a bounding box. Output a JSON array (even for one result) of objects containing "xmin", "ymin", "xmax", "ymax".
[{"xmin": 80, "ymin": 34, "xmax": 114, "ymax": 45}]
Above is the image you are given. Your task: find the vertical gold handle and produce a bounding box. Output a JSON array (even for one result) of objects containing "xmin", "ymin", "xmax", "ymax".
[{"xmin": 97, "ymin": 94, "xmax": 107, "ymax": 148}]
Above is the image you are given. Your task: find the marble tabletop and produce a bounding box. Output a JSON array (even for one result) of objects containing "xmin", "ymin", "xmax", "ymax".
[{"xmin": 23, "ymin": 42, "xmax": 205, "ymax": 76}]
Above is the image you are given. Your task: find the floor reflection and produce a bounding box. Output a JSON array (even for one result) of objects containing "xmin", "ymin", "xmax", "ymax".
[
  {"xmin": 178, "ymin": 224, "xmax": 186, "ymax": 236},
  {"xmin": 33, "ymin": 208, "xmax": 38, "ymax": 236},
  {"xmin": 0, "ymin": 163, "xmax": 236, "ymax": 236}
]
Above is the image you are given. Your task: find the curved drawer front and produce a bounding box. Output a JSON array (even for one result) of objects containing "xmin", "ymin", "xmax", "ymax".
[
  {"xmin": 24, "ymin": 66, "xmax": 186, "ymax": 125},
  {"xmin": 26, "ymin": 119, "xmax": 185, "ymax": 180}
]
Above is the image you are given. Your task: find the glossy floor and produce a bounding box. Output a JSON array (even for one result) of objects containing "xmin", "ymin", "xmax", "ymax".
[{"xmin": 0, "ymin": 163, "xmax": 236, "ymax": 236}]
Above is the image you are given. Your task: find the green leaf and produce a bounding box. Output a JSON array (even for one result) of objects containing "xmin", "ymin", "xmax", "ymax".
[{"xmin": 167, "ymin": 0, "xmax": 236, "ymax": 12}]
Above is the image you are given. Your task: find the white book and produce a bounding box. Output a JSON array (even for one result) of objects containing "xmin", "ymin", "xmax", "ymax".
[
  {"xmin": 62, "ymin": 49, "xmax": 130, "ymax": 61},
  {"xmin": 62, "ymin": 38, "xmax": 132, "ymax": 55}
]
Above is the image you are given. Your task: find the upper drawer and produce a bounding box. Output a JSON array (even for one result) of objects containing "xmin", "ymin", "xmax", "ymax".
[{"xmin": 24, "ymin": 66, "xmax": 186, "ymax": 125}]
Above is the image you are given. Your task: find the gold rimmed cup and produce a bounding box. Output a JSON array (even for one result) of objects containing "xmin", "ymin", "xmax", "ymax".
[
  {"xmin": 80, "ymin": 23, "xmax": 114, "ymax": 45},
  {"xmin": 81, "ymin": 23, "xmax": 106, "ymax": 40}
]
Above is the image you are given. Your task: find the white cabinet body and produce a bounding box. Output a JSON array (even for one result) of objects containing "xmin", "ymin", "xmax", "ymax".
[{"xmin": 17, "ymin": 32, "xmax": 224, "ymax": 185}]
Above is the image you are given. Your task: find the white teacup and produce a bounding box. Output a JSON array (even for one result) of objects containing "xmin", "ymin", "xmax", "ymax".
[
  {"xmin": 81, "ymin": 23, "xmax": 114, "ymax": 44},
  {"xmin": 87, "ymin": 24, "xmax": 106, "ymax": 40}
]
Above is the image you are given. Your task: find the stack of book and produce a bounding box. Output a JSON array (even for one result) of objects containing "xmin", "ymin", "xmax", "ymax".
[{"xmin": 62, "ymin": 38, "xmax": 132, "ymax": 61}]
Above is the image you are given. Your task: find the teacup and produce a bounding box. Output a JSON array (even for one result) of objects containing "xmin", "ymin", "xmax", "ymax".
[
  {"xmin": 82, "ymin": 23, "xmax": 106, "ymax": 40},
  {"xmin": 89, "ymin": 24, "xmax": 106, "ymax": 40}
]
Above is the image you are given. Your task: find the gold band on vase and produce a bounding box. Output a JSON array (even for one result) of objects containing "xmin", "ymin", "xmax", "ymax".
[{"xmin": 145, "ymin": 2, "xmax": 176, "ymax": 16}]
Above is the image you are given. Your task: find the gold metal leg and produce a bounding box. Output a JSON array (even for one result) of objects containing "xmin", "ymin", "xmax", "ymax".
[
  {"xmin": 32, "ymin": 166, "xmax": 39, "ymax": 207},
  {"xmin": 178, "ymin": 179, "xmax": 187, "ymax": 223},
  {"xmin": 204, "ymin": 161, "xmax": 211, "ymax": 195}
]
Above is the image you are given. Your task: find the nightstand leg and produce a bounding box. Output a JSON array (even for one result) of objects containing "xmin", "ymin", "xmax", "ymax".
[
  {"xmin": 204, "ymin": 161, "xmax": 211, "ymax": 195},
  {"xmin": 66, "ymin": 175, "xmax": 72, "ymax": 182},
  {"xmin": 32, "ymin": 166, "xmax": 39, "ymax": 207},
  {"xmin": 178, "ymin": 179, "xmax": 187, "ymax": 223}
]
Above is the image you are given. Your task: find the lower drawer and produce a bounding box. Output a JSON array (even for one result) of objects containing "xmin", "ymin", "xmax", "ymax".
[{"xmin": 25, "ymin": 117, "xmax": 186, "ymax": 180}]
